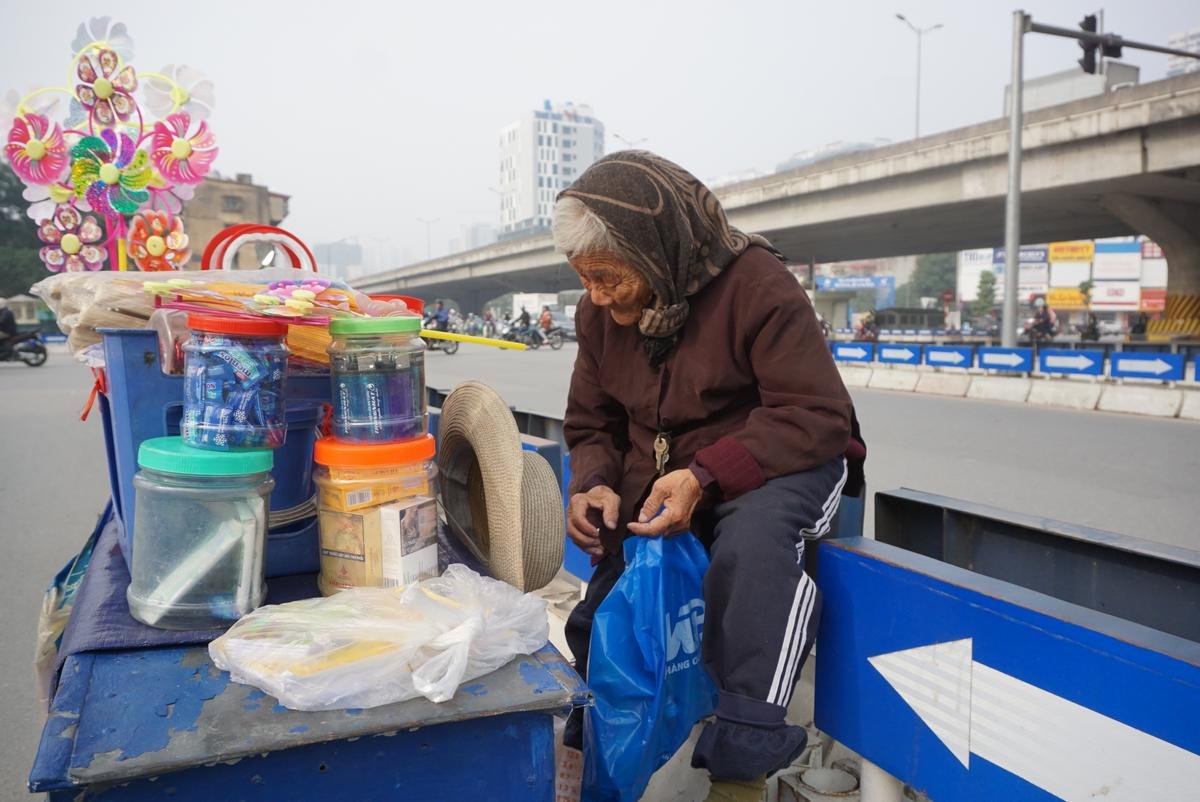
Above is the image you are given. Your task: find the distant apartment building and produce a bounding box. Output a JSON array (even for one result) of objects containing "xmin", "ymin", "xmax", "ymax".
[
  {"xmin": 448, "ymin": 222, "xmax": 499, "ymax": 254},
  {"xmin": 312, "ymin": 241, "xmax": 364, "ymax": 281},
  {"xmin": 1167, "ymin": 27, "xmax": 1200, "ymax": 77},
  {"xmin": 498, "ymin": 101, "xmax": 604, "ymax": 237},
  {"xmin": 184, "ymin": 173, "xmax": 289, "ymax": 268}
]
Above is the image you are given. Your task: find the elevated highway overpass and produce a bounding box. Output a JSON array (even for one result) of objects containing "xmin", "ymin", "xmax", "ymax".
[{"xmin": 357, "ymin": 72, "xmax": 1200, "ymax": 333}]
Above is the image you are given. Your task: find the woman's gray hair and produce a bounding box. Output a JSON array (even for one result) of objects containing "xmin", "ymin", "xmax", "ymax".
[{"xmin": 552, "ymin": 196, "xmax": 624, "ymax": 259}]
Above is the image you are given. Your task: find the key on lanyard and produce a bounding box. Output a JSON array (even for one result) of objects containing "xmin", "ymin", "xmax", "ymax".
[{"xmin": 653, "ymin": 433, "xmax": 671, "ymax": 476}]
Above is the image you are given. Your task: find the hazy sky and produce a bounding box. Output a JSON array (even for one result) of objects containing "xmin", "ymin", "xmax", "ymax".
[{"xmin": 3, "ymin": 1, "xmax": 1196, "ymax": 268}]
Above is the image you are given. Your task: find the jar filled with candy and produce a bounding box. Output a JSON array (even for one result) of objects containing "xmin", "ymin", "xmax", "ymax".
[
  {"xmin": 328, "ymin": 316, "xmax": 426, "ymax": 443},
  {"xmin": 182, "ymin": 314, "xmax": 289, "ymax": 450}
]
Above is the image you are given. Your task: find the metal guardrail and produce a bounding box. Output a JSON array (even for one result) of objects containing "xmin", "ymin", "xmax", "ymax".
[{"xmin": 874, "ymin": 488, "xmax": 1200, "ymax": 642}]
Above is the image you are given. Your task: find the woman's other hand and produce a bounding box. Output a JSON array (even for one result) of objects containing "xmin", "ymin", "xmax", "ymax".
[
  {"xmin": 627, "ymin": 469, "xmax": 703, "ymax": 537},
  {"xmin": 567, "ymin": 486, "xmax": 621, "ymax": 557}
]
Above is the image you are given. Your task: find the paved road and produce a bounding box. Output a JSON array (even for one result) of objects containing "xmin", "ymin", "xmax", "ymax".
[
  {"xmin": 426, "ymin": 342, "xmax": 1200, "ymax": 550},
  {"xmin": 1, "ymin": 359, "xmax": 110, "ymax": 800},
  {"xmin": 4, "ymin": 345, "xmax": 1197, "ymax": 799}
]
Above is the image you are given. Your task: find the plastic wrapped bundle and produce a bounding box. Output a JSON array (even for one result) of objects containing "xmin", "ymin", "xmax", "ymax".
[{"xmin": 208, "ymin": 564, "xmax": 549, "ymax": 710}]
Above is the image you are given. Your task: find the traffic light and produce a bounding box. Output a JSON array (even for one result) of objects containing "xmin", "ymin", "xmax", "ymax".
[{"xmin": 1078, "ymin": 14, "xmax": 1098, "ymax": 73}]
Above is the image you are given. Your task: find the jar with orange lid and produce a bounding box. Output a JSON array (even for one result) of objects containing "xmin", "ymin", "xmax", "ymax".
[{"xmin": 313, "ymin": 435, "xmax": 440, "ymax": 595}]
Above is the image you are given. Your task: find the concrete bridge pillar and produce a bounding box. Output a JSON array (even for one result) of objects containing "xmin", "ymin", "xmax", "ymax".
[{"xmin": 1102, "ymin": 193, "xmax": 1200, "ymax": 337}]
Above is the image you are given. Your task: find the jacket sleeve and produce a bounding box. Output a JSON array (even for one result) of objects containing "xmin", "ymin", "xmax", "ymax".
[
  {"xmin": 563, "ymin": 308, "xmax": 628, "ymax": 496},
  {"xmin": 692, "ymin": 267, "xmax": 852, "ymax": 498}
]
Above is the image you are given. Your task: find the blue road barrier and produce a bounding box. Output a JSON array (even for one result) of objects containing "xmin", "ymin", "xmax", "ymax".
[
  {"xmin": 876, "ymin": 344, "xmax": 921, "ymax": 365},
  {"xmin": 1109, "ymin": 352, "xmax": 1185, "ymax": 382},
  {"xmin": 1038, "ymin": 348, "xmax": 1105, "ymax": 376},
  {"xmin": 977, "ymin": 347, "xmax": 1033, "ymax": 373},
  {"xmin": 923, "ymin": 345, "xmax": 973, "ymax": 369},
  {"xmin": 832, "ymin": 343, "xmax": 874, "ymax": 363}
]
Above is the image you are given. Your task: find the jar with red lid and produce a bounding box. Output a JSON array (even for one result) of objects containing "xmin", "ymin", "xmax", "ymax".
[{"xmin": 182, "ymin": 313, "xmax": 290, "ymax": 450}]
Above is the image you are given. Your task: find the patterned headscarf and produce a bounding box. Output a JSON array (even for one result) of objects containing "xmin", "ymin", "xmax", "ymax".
[{"xmin": 559, "ymin": 150, "xmax": 779, "ymax": 362}]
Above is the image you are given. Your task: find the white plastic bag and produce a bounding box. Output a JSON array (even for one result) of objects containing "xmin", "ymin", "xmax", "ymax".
[{"xmin": 208, "ymin": 564, "xmax": 549, "ymax": 711}]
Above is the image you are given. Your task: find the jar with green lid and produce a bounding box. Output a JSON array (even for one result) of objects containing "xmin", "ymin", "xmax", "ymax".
[
  {"xmin": 127, "ymin": 437, "xmax": 274, "ymax": 630},
  {"xmin": 328, "ymin": 316, "xmax": 426, "ymax": 442}
]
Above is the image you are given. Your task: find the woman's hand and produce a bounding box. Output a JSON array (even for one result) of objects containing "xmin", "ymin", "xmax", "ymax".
[
  {"xmin": 626, "ymin": 469, "xmax": 703, "ymax": 537},
  {"xmin": 567, "ymin": 486, "xmax": 621, "ymax": 557}
]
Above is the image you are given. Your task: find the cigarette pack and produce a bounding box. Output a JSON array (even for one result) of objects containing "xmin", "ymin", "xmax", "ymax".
[{"xmin": 318, "ymin": 496, "xmax": 439, "ymax": 594}]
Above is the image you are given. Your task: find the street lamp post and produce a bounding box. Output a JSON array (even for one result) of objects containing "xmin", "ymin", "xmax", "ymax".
[
  {"xmin": 416, "ymin": 217, "xmax": 439, "ymax": 261},
  {"xmin": 895, "ymin": 14, "xmax": 943, "ymax": 139}
]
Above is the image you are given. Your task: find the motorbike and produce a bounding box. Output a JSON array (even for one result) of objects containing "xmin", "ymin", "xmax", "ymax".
[
  {"xmin": 499, "ymin": 322, "xmax": 562, "ymax": 350},
  {"xmin": 1, "ymin": 331, "xmax": 48, "ymax": 367},
  {"xmin": 421, "ymin": 317, "xmax": 459, "ymax": 355}
]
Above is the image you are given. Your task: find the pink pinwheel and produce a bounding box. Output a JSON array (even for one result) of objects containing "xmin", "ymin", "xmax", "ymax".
[
  {"xmin": 70, "ymin": 129, "xmax": 152, "ymax": 216},
  {"xmin": 150, "ymin": 113, "xmax": 217, "ymax": 184},
  {"xmin": 4, "ymin": 115, "xmax": 69, "ymax": 184},
  {"xmin": 37, "ymin": 205, "xmax": 106, "ymax": 272},
  {"xmin": 75, "ymin": 47, "xmax": 138, "ymax": 127}
]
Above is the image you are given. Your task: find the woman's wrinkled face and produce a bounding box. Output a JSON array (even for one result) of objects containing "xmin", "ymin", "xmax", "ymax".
[{"xmin": 570, "ymin": 252, "xmax": 653, "ymax": 326}]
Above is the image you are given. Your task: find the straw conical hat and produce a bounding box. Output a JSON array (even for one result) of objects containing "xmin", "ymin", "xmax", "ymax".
[{"xmin": 438, "ymin": 381, "xmax": 564, "ymax": 591}]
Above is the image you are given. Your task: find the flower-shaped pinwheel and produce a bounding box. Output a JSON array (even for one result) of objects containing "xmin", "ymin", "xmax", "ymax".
[
  {"xmin": 127, "ymin": 210, "xmax": 189, "ymax": 271},
  {"xmin": 142, "ymin": 65, "xmax": 215, "ymax": 120},
  {"xmin": 4, "ymin": 115, "xmax": 69, "ymax": 184},
  {"xmin": 76, "ymin": 47, "xmax": 138, "ymax": 127},
  {"xmin": 71, "ymin": 17, "xmax": 135, "ymax": 63},
  {"xmin": 70, "ymin": 129, "xmax": 151, "ymax": 216},
  {"xmin": 37, "ymin": 205, "xmax": 106, "ymax": 272},
  {"xmin": 22, "ymin": 183, "xmax": 76, "ymax": 222},
  {"xmin": 150, "ymin": 113, "xmax": 217, "ymax": 184}
]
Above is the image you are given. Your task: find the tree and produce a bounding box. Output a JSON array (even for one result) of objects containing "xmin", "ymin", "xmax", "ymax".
[
  {"xmin": 973, "ymin": 270, "xmax": 997, "ymax": 319},
  {"xmin": 0, "ymin": 163, "xmax": 46, "ymax": 297},
  {"xmin": 897, "ymin": 252, "xmax": 957, "ymax": 306}
]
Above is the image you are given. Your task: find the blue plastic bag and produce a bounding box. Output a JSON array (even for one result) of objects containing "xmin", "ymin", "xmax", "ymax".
[{"xmin": 583, "ymin": 533, "xmax": 718, "ymax": 802}]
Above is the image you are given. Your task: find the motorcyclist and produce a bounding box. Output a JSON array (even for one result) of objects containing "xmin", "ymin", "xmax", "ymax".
[
  {"xmin": 1030, "ymin": 297, "xmax": 1058, "ymax": 340},
  {"xmin": 855, "ymin": 311, "xmax": 879, "ymax": 342},
  {"xmin": 431, "ymin": 301, "xmax": 450, "ymax": 332},
  {"xmin": 536, "ymin": 305, "xmax": 554, "ymax": 342},
  {"xmin": 0, "ymin": 298, "xmax": 18, "ymax": 360}
]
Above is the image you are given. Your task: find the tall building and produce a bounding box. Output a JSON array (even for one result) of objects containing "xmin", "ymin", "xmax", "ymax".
[
  {"xmin": 498, "ymin": 101, "xmax": 604, "ymax": 237},
  {"xmin": 1167, "ymin": 27, "xmax": 1200, "ymax": 77},
  {"xmin": 312, "ymin": 241, "xmax": 364, "ymax": 281}
]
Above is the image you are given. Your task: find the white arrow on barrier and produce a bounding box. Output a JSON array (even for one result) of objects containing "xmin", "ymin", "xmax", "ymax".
[
  {"xmin": 871, "ymin": 639, "xmax": 1200, "ymax": 801},
  {"xmin": 838, "ymin": 347, "xmax": 867, "ymax": 359},
  {"xmin": 1044, "ymin": 354, "xmax": 1093, "ymax": 371},
  {"xmin": 981, "ymin": 352, "xmax": 1025, "ymax": 368},
  {"xmin": 1115, "ymin": 357, "xmax": 1173, "ymax": 376},
  {"xmin": 927, "ymin": 350, "xmax": 966, "ymax": 365},
  {"xmin": 881, "ymin": 347, "xmax": 916, "ymax": 361}
]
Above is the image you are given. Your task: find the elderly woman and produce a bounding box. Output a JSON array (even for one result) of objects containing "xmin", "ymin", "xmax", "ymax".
[{"xmin": 555, "ymin": 152, "xmax": 865, "ymax": 800}]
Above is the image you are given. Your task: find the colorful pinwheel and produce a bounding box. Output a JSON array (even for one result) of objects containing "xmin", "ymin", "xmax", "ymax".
[
  {"xmin": 150, "ymin": 113, "xmax": 217, "ymax": 184},
  {"xmin": 38, "ymin": 205, "xmax": 106, "ymax": 272},
  {"xmin": 7, "ymin": 18, "xmax": 220, "ymax": 272},
  {"xmin": 70, "ymin": 130, "xmax": 152, "ymax": 216},
  {"xmin": 127, "ymin": 210, "xmax": 190, "ymax": 271},
  {"xmin": 142, "ymin": 65, "xmax": 215, "ymax": 120},
  {"xmin": 4, "ymin": 115, "xmax": 69, "ymax": 184},
  {"xmin": 75, "ymin": 48, "xmax": 138, "ymax": 127}
]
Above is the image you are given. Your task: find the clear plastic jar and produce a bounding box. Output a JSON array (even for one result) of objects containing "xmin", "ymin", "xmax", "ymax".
[
  {"xmin": 182, "ymin": 313, "xmax": 289, "ymax": 450},
  {"xmin": 313, "ymin": 435, "xmax": 439, "ymax": 595},
  {"xmin": 328, "ymin": 316, "xmax": 426, "ymax": 443},
  {"xmin": 127, "ymin": 437, "xmax": 274, "ymax": 630}
]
